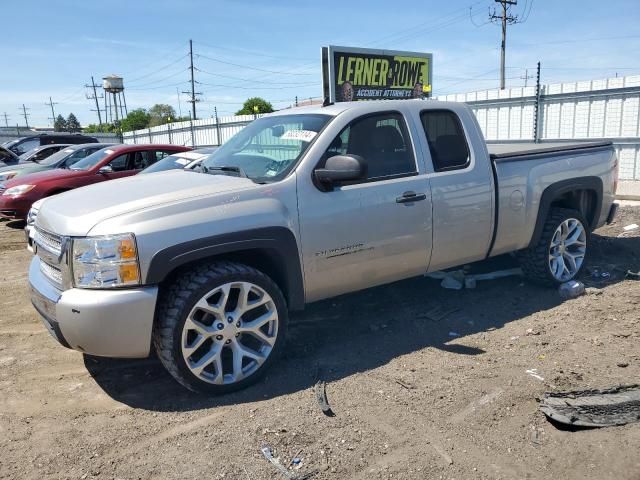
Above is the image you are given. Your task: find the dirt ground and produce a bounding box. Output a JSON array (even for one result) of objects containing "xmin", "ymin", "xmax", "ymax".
[{"xmin": 0, "ymin": 207, "xmax": 639, "ymax": 480}]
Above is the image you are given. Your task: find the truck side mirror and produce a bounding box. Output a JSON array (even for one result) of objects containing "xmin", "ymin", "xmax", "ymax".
[
  {"xmin": 98, "ymin": 165, "xmax": 113, "ymax": 174},
  {"xmin": 314, "ymin": 155, "xmax": 366, "ymax": 190}
]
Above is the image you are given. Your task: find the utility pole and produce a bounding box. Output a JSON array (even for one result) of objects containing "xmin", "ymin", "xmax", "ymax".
[
  {"xmin": 183, "ymin": 39, "xmax": 202, "ymax": 120},
  {"xmin": 490, "ymin": 0, "xmax": 518, "ymax": 90},
  {"xmin": 45, "ymin": 97, "xmax": 58, "ymax": 127},
  {"xmin": 20, "ymin": 104, "xmax": 30, "ymax": 128},
  {"xmin": 176, "ymin": 87, "xmax": 182, "ymax": 118},
  {"xmin": 2, "ymin": 112, "xmax": 9, "ymax": 128},
  {"xmin": 86, "ymin": 76, "xmax": 104, "ymax": 125},
  {"xmin": 520, "ymin": 69, "xmax": 534, "ymax": 87}
]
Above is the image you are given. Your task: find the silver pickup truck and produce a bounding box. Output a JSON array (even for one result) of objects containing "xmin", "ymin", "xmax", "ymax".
[{"xmin": 28, "ymin": 100, "xmax": 618, "ymax": 393}]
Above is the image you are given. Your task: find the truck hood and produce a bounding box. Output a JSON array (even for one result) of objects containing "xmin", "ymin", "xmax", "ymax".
[{"xmin": 37, "ymin": 170, "xmax": 256, "ymax": 236}]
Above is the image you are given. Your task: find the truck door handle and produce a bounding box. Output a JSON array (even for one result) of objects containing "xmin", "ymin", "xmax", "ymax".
[{"xmin": 396, "ymin": 191, "xmax": 427, "ymax": 204}]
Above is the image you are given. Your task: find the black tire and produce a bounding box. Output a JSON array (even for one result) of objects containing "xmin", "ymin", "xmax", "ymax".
[
  {"xmin": 517, "ymin": 207, "xmax": 590, "ymax": 286},
  {"xmin": 153, "ymin": 261, "xmax": 288, "ymax": 394}
]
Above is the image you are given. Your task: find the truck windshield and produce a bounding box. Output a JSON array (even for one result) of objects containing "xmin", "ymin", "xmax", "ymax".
[{"xmin": 201, "ymin": 114, "xmax": 331, "ymax": 182}]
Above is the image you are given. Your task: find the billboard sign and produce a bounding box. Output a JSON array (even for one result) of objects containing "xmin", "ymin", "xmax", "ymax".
[{"xmin": 322, "ymin": 45, "xmax": 432, "ymax": 103}]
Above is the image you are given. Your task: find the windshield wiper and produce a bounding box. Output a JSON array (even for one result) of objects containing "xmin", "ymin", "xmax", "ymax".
[{"xmin": 203, "ymin": 165, "xmax": 248, "ymax": 178}]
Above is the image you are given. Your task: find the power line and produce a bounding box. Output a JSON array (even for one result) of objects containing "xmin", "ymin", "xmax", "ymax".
[
  {"xmin": 195, "ymin": 67, "xmax": 318, "ymax": 86},
  {"xmin": 2, "ymin": 113, "xmax": 9, "ymax": 128},
  {"xmin": 195, "ymin": 53, "xmax": 314, "ymax": 76},
  {"xmin": 127, "ymin": 53, "xmax": 189, "ymax": 84},
  {"xmin": 193, "ymin": 40, "xmax": 310, "ymax": 62}
]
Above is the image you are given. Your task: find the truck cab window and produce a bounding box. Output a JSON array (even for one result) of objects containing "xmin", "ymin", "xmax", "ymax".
[
  {"xmin": 325, "ymin": 112, "xmax": 416, "ymax": 180},
  {"xmin": 420, "ymin": 110, "xmax": 470, "ymax": 172}
]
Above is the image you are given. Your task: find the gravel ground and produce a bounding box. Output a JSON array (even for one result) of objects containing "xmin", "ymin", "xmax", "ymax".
[{"xmin": 0, "ymin": 207, "xmax": 639, "ymax": 480}]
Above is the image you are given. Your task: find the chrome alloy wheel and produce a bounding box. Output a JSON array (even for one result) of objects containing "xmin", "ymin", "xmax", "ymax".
[
  {"xmin": 181, "ymin": 282, "xmax": 278, "ymax": 385},
  {"xmin": 548, "ymin": 218, "xmax": 587, "ymax": 282}
]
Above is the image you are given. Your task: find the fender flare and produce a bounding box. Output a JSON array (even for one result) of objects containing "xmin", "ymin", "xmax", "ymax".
[
  {"xmin": 145, "ymin": 227, "xmax": 305, "ymax": 310},
  {"xmin": 528, "ymin": 176, "xmax": 603, "ymax": 249}
]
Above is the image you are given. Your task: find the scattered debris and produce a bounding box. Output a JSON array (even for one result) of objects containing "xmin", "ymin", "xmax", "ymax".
[
  {"xmin": 526, "ymin": 369, "xmax": 545, "ymax": 381},
  {"xmin": 617, "ymin": 362, "xmax": 629, "ymax": 368},
  {"xmin": 427, "ymin": 268, "xmax": 523, "ymax": 290},
  {"xmin": 261, "ymin": 446, "xmax": 295, "ymax": 479},
  {"xmin": 625, "ymin": 270, "xmax": 640, "ymax": 280},
  {"xmin": 540, "ymin": 385, "xmax": 640, "ymax": 427},
  {"xmin": 395, "ymin": 379, "xmax": 415, "ymax": 390},
  {"xmin": 623, "ymin": 223, "xmax": 639, "ymax": 231},
  {"xmin": 526, "ymin": 328, "xmax": 540, "ymax": 336},
  {"xmin": 314, "ymin": 381, "xmax": 335, "ymax": 417},
  {"xmin": 417, "ymin": 304, "xmax": 459, "ymax": 322},
  {"xmin": 558, "ymin": 280, "xmax": 585, "ymax": 300}
]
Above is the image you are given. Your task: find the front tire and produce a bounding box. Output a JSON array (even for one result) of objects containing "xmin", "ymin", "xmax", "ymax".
[
  {"xmin": 153, "ymin": 261, "xmax": 288, "ymax": 394},
  {"xmin": 517, "ymin": 207, "xmax": 589, "ymax": 286}
]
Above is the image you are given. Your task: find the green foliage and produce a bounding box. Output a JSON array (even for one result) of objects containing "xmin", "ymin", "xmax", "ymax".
[
  {"xmin": 84, "ymin": 123, "xmax": 118, "ymax": 133},
  {"xmin": 236, "ymin": 97, "xmax": 274, "ymax": 115},
  {"xmin": 66, "ymin": 113, "xmax": 81, "ymax": 132},
  {"xmin": 148, "ymin": 104, "xmax": 177, "ymax": 127},
  {"xmin": 120, "ymin": 109, "xmax": 151, "ymax": 132},
  {"xmin": 53, "ymin": 114, "xmax": 67, "ymax": 132}
]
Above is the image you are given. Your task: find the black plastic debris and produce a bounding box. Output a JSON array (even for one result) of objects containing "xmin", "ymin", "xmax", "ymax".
[
  {"xmin": 314, "ymin": 381, "xmax": 335, "ymax": 417},
  {"xmin": 540, "ymin": 384, "xmax": 640, "ymax": 428}
]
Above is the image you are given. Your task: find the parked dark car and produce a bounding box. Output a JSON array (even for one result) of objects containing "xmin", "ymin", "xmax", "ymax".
[
  {"xmin": 0, "ymin": 143, "xmax": 117, "ymax": 182},
  {"xmin": 0, "ymin": 146, "xmax": 20, "ymax": 167},
  {"xmin": 18, "ymin": 144, "xmax": 71, "ymax": 163},
  {"xmin": 4, "ymin": 133, "xmax": 99, "ymax": 156}
]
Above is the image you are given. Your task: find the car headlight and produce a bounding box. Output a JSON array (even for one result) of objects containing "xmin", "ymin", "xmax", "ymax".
[
  {"xmin": 3, "ymin": 184, "xmax": 35, "ymax": 196},
  {"xmin": 72, "ymin": 233, "xmax": 141, "ymax": 288}
]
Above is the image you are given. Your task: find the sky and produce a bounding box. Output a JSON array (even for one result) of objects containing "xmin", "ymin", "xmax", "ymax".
[{"xmin": 1, "ymin": 0, "xmax": 640, "ymax": 127}]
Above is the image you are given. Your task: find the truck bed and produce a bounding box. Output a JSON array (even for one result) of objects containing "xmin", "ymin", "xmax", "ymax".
[{"xmin": 487, "ymin": 141, "xmax": 613, "ymax": 161}]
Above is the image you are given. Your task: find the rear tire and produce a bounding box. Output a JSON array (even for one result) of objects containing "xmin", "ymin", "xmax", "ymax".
[
  {"xmin": 153, "ymin": 261, "xmax": 288, "ymax": 394},
  {"xmin": 517, "ymin": 207, "xmax": 589, "ymax": 286}
]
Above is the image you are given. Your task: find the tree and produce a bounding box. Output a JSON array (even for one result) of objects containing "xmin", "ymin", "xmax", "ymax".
[
  {"xmin": 84, "ymin": 123, "xmax": 117, "ymax": 133},
  {"xmin": 236, "ymin": 97, "xmax": 274, "ymax": 115},
  {"xmin": 120, "ymin": 109, "xmax": 151, "ymax": 132},
  {"xmin": 148, "ymin": 104, "xmax": 176, "ymax": 127},
  {"xmin": 66, "ymin": 113, "xmax": 81, "ymax": 132},
  {"xmin": 53, "ymin": 114, "xmax": 67, "ymax": 132}
]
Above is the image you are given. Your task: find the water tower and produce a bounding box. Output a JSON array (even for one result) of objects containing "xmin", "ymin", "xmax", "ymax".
[{"xmin": 102, "ymin": 75, "xmax": 128, "ymax": 123}]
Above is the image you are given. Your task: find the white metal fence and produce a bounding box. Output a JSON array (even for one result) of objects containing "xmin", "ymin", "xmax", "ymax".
[
  {"xmin": 120, "ymin": 74, "xmax": 640, "ymax": 180},
  {"xmin": 122, "ymin": 114, "xmax": 262, "ymax": 147},
  {"xmin": 436, "ymin": 75, "xmax": 640, "ymax": 180}
]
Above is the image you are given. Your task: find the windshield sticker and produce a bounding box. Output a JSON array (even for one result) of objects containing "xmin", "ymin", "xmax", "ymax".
[
  {"xmin": 280, "ymin": 130, "xmax": 318, "ymax": 142},
  {"xmin": 175, "ymin": 158, "xmax": 190, "ymax": 166}
]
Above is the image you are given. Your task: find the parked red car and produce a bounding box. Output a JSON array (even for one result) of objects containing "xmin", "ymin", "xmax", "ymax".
[{"xmin": 0, "ymin": 144, "xmax": 191, "ymax": 220}]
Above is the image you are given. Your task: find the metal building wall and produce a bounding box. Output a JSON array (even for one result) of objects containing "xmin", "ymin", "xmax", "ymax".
[{"xmin": 437, "ymin": 75, "xmax": 640, "ymax": 180}]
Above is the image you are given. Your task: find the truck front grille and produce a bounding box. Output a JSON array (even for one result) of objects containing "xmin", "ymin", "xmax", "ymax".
[
  {"xmin": 34, "ymin": 227, "xmax": 62, "ymax": 256},
  {"xmin": 39, "ymin": 260, "xmax": 63, "ymax": 289}
]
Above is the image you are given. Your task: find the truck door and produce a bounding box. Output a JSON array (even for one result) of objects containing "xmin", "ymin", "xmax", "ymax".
[
  {"xmin": 418, "ymin": 109, "xmax": 494, "ymax": 271},
  {"xmin": 298, "ymin": 111, "xmax": 433, "ymax": 302}
]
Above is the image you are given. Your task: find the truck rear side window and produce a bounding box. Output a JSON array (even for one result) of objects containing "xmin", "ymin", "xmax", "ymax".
[{"xmin": 420, "ymin": 110, "xmax": 470, "ymax": 172}]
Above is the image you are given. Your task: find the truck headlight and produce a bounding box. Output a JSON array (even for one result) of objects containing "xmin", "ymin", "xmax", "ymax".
[
  {"xmin": 72, "ymin": 233, "xmax": 140, "ymax": 288},
  {"xmin": 3, "ymin": 184, "xmax": 35, "ymax": 196}
]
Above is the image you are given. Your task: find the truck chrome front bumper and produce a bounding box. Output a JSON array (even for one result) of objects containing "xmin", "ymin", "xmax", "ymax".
[{"xmin": 28, "ymin": 256, "xmax": 158, "ymax": 358}]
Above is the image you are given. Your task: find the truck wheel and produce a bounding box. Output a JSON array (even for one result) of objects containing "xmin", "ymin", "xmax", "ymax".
[
  {"xmin": 517, "ymin": 208, "xmax": 589, "ymax": 286},
  {"xmin": 153, "ymin": 261, "xmax": 288, "ymax": 394}
]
